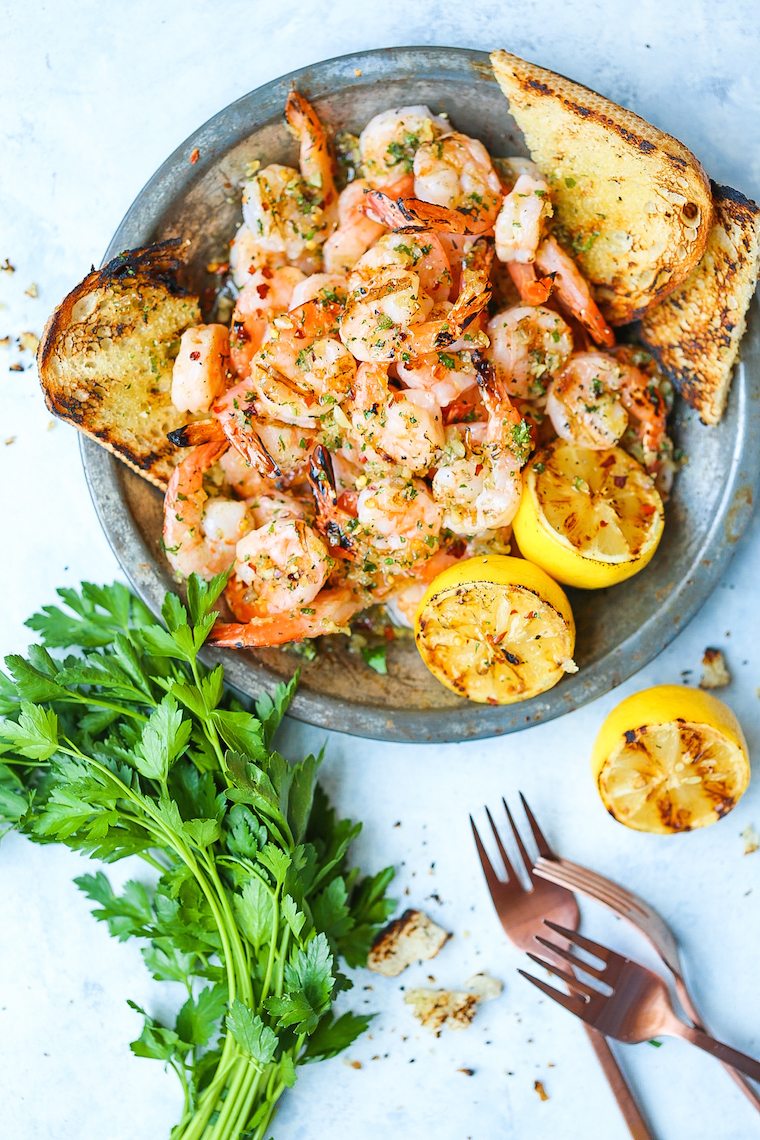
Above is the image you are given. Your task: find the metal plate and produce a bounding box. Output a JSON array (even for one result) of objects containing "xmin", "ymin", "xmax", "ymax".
[{"xmin": 80, "ymin": 45, "xmax": 760, "ymax": 742}]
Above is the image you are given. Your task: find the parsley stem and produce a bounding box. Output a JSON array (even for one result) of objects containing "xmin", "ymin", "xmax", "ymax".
[
  {"xmin": 199, "ymin": 849, "xmax": 252, "ymax": 1005},
  {"xmin": 205, "ymin": 1055, "xmax": 250, "ymax": 1140},
  {"xmin": 258, "ymin": 883, "xmax": 281, "ymax": 1012}
]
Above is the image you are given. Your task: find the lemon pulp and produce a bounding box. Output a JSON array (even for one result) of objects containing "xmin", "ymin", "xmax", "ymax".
[
  {"xmin": 592, "ymin": 685, "xmax": 750, "ymax": 833},
  {"xmin": 414, "ymin": 555, "xmax": 576, "ymax": 705},
  {"xmin": 512, "ymin": 440, "xmax": 664, "ymax": 589}
]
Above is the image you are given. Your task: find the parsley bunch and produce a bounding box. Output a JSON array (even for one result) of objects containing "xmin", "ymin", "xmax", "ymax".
[{"xmin": 0, "ymin": 576, "xmax": 394, "ymax": 1140}]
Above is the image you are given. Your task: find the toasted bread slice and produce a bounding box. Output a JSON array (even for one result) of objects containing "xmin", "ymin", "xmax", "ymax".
[
  {"xmin": 37, "ymin": 241, "xmax": 200, "ymax": 490},
  {"xmin": 490, "ymin": 50, "xmax": 713, "ymax": 325},
  {"xmin": 638, "ymin": 184, "xmax": 760, "ymax": 425}
]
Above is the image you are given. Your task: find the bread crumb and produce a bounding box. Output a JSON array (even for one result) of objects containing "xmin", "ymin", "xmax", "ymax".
[
  {"xmin": 700, "ymin": 647, "xmax": 731, "ymax": 688},
  {"xmin": 18, "ymin": 331, "xmax": 39, "ymax": 353},
  {"xmin": 9, "ymin": 362, "xmax": 23, "ymax": 371},
  {"xmin": 25, "ymin": 283, "xmax": 38, "ymax": 298},
  {"xmin": 741, "ymin": 824, "xmax": 759, "ymax": 855},
  {"xmin": 0, "ymin": 336, "xmax": 10, "ymax": 349},
  {"xmin": 5, "ymin": 436, "xmax": 16, "ymax": 445},
  {"xmin": 534, "ymin": 1079, "xmax": 549, "ymax": 1101},
  {"xmin": 404, "ymin": 988, "xmax": 479, "ymax": 1035},
  {"xmin": 354, "ymin": 68, "xmax": 363, "ymax": 76},
  {"xmin": 368, "ymin": 909, "xmax": 449, "ymax": 976},
  {"xmin": 190, "ymin": 148, "xmax": 200, "ymax": 164},
  {"xmin": 465, "ymin": 973, "xmax": 503, "ymax": 1002},
  {"xmin": 457, "ymin": 1068, "xmax": 474, "ymax": 1076},
  {"xmin": 1, "ymin": 259, "xmax": 14, "ymax": 274}
]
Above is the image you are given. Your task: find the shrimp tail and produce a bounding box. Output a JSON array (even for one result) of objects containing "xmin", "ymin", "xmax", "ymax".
[
  {"xmin": 285, "ymin": 90, "xmax": 336, "ymax": 208},
  {"xmin": 361, "ymin": 192, "xmax": 492, "ymax": 235},
  {"xmin": 535, "ymin": 237, "xmax": 615, "ymax": 348},
  {"xmin": 167, "ymin": 420, "xmax": 226, "ymax": 447},
  {"xmin": 450, "ymin": 238, "xmax": 493, "ymax": 327},
  {"xmin": 211, "ymin": 582, "xmax": 366, "ymax": 647},
  {"xmin": 308, "ymin": 444, "xmax": 357, "ymax": 556},
  {"xmin": 507, "ymin": 261, "xmax": 555, "ymax": 305}
]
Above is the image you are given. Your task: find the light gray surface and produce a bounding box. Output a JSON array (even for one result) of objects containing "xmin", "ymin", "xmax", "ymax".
[{"xmin": 2, "ymin": 3, "xmax": 760, "ymax": 1139}]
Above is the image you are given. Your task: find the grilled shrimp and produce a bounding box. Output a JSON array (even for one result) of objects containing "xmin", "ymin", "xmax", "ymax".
[
  {"xmin": 339, "ymin": 234, "xmax": 489, "ymax": 362},
  {"xmin": 342, "ymin": 361, "xmax": 444, "ymax": 473},
  {"xmin": 229, "ymin": 266, "xmax": 306, "ymax": 379},
  {"xmin": 323, "ymin": 173, "xmax": 414, "ymax": 274},
  {"xmin": 163, "ymin": 442, "xmax": 253, "ymax": 580},
  {"xmin": 171, "ymin": 325, "xmax": 231, "ymax": 414},
  {"xmin": 546, "ymin": 350, "xmax": 667, "ymax": 455},
  {"xmin": 413, "ymin": 133, "xmax": 502, "ymax": 233},
  {"xmin": 494, "ymin": 166, "xmax": 553, "ymax": 263},
  {"xmin": 233, "ymin": 516, "xmax": 333, "ymax": 614},
  {"xmin": 396, "ymin": 349, "xmax": 478, "ymax": 408},
  {"xmin": 241, "ymin": 92, "xmax": 337, "ymax": 263},
  {"xmin": 486, "ymin": 305, "xmax": 573, "ymax": 399},
  {"xmin": 359, "ymin": 106, "xmax": 449, "ymax": 187},
  {"xmin": 432, "ymin": 358, "xmax": 527, "ymax": 533},
  {"xmin": 210, "ymin": 581, "xmax": 366, "ymax": 647},
  {"xmin": 534, "ymin": 237, "xmax": 615, "ymax": 348}
]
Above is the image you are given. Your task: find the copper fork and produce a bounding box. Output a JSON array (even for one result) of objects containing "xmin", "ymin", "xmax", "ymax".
[
  {"xmin": 471, "ymin": 796, "xmax": 653, "ymax": 1140},
  {"xmin": 521, "ymin": 922, "xmax": 760, "ymax": 1082},
  {"xmin": 533, "ymin": 853, "xmax": 760, "ymax": 1112}
]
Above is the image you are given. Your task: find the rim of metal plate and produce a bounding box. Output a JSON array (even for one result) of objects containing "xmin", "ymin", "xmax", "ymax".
[{"xmin": 80, "ymin": 45, "xmax": 760, "ymax": 742}]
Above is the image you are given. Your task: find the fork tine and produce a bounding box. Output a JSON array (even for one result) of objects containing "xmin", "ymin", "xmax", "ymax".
[
  {"xmin": 484, "ymin": 804, "xmax": 522, "ymax": 885},
  {"xmin": 534, "ymin": 935, "xmax": 608, "ymax": 981},
  {"xmin": 502, "ymin": 797, "xmax": 534, "ymax": 874},
  {"xmin": 525, "ymin": 952, "xmax": 599, "ymax": 999},
  {"xmin": 470, "ymin": 815, "xmax": 503, "ymax": 897},
  {"xmin": 518, "ymin": 792, "xmax": 555, "ymax": 860},
  {"xmin": 517, "ymin": 969, "xmax": 589, "ymax": 1018},
  {"xmin": 543, "ymin": 921, "xmax": 618, "ymax": 965}
]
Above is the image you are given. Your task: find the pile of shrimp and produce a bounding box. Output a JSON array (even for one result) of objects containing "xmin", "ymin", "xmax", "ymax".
[{"xmin": 162, "ymin": 92, "xmax": 676, "ymax": 650}]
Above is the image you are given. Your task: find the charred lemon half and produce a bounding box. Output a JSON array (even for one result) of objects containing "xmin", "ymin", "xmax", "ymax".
[
  {"xmin": 512, "ymin": 440, "xmax": 664, "ymax": 589},
  {"xmin": 414, "ymin": 555, "xmax": 577, "ymax": 704},
  {"xmin": 592, "ymin": 685, "xmax": 750, "ymax": 833}
]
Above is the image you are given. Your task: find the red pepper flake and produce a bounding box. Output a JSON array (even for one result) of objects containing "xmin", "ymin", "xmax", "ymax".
[
  {"xmin": 261, "ymin": 266, "xmax": 274, "ymax": 280},
  {"xmin": 487, "ymin": 696, "xmax": 499, "ymax": 705},
  {"xmin": 190, "ymin": 147, "xmax": 200, "ymax": 164},
  {"xmin": 189, "ymin": 351, "xmax": 201, "ymax": 361},
  {"xmin": 474, "ymin": 463, "xmax": 483, "ymax": 476},
  {"xmin": 383, "ymin": 625, "xmax": 395, "ymax": 642},
  {"xmin": 599, "ymin": 519, "xmax": 608, "ymax": 527},
  {"xmin": 641, "ymin": 502, "xmax": 656, "ymax": 515},
  {"xmin": 601, "ymin": 455, "xmax": 616, "ymax": 468},
  {"xmin": 256, "ymin": 283, "xmax": 270, "ymax": 299},
  {"xmin": 613, "ymin": 475, "xmax": 627, "ymax": 488}
]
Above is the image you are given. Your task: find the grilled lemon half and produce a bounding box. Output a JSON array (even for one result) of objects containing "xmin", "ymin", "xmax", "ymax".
[
  {"xmin": 592, "ymin": 685, "xmax": 750, "ymax": 833},
  {"xmin": 414, "ymin": 555, "xmax": 577, "ymax": 704},
  {"xmin": 512, "ymin": 440, "xmax": 664, "ymax": 589}
]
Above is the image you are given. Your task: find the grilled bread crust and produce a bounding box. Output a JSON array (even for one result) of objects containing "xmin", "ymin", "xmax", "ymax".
[
  {"xmin": 490, "ymin": 50, "xmax": 713, "ymax": 325},
  {"xmin": 37, "ymin": 240, "xmax": 200, "ymax": 490},
  {"xmin": 638, "ymin": 184, "xmax": 760, "ymax": 425}
]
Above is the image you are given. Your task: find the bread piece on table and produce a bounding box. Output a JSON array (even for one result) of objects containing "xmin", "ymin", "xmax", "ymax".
[
  {"xmin": 638, "ymin": 184, "xmax": 760, "ymax": 425},
  {"xmin": 367, "ymin": 908, "xmax": 449, "ymax": 977},
  {"xmin": 37, "ymin": 240, "xmax": 200, "ymax": 490},
  {"xmin": 490, "ymin": 49, "xmax": 713, "ymax": 325},
  {"xmin": 404, "ymin": 988, "xmax": 479, "ymax": 1035}
]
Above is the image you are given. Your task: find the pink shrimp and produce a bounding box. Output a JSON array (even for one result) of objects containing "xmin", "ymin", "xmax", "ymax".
[
  {"xmin": 229, "ymin": 266, "xmax": 305, "ymax": 379},
  {"xmin": 211, "ymin": 579, "xmax": 366, "ymax": 647},
  {"xmin": 323, "ymin": 173, "xmax": 414, "ymax": 274},
  {"xmin": 534, "ymin": 237, "xmax": 615, "ymax": 348},
  {"xmin": 163, "ymin": 442, "xmax": 253, "ymax": 581}
]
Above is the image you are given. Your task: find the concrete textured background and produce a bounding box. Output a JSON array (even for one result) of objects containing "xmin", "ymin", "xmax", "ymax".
[{"xmin": 1, "ymin": 3, "xmax": 760, "ymax": 1138}]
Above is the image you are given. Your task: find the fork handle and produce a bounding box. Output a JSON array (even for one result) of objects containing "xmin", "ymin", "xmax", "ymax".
[
  {"xmin": 584, "ymin": 1026, "xmax": 654, "ymax": 1139},
  {"xmin": 674, "ymin": 1024, "xmax": 760, "ymax": 1084},
  {"xmin": 674, "ymin": 979, "xmax": 760, "ymax": 1112}
]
